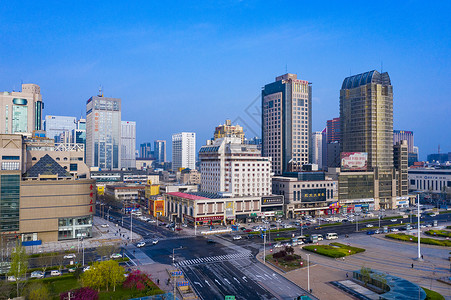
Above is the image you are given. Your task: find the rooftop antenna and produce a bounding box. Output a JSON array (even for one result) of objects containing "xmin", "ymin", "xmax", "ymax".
[
  {"xmin": 98, "ymin": 85, "xmax": 103, "ymax": 97},
  {"xmin": 285, "ymin": 64, "xmax": 288, "ymax": 73},
  {"xmin": 381, "ymin": 61, "xmax": 383, "ymax": 73},
  {"xmin": 438, "ymin": 144, "xmax": 440, "ymax": 154}
]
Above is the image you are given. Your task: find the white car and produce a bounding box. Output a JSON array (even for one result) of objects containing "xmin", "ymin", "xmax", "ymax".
[
  {"xmin": 147, "ymin": 219, "xmax": 156, "ymax": 223},
  {"xmin": 232, "ymin": 235, "xmax": 242, "ymax": 240},
  {"xmin": 137, "ymin": 242, "xmax": 146, "ymax": 247},
  {"xmin": 110, "ymin": 253, "xmax": 122, "ymax": 259},
  {"xmin": 152, "ymin": 239, "xmax": 159, "ymax": 245},
  {"xmin": 64, "ymin": 253, "xmax": 76, "ymax": 259},
  {"xmin": 391, "ymin": 228, "xmax": 399, "ymax": 232},
  {"xmin": 31, "ymin": 271, "xmax": 44, "ymax": 278},
  {"xmin": 83, "ymin": 266, "xmax": 91, "ymax": 272},
  {"xmin": 182, "ymin": 224, "xmax": 188, "ymax": 227},
  {"xmin": 101, "ymin": 224, "xmax": 109, "ymax": 228},
  {"xmin": 390, "ymin": 219, "xmax": 397, "ymax": 222},
  {"xmin": 366, "ymin": 224, "xmax": 374, "ymax": 228},
  {"xmin": 274, "ymin": 243, "xmax": 283, "ymax": 248},
  {"xmin": 50, "ymin": 270, "xmax": 62, "ymax": 276}
]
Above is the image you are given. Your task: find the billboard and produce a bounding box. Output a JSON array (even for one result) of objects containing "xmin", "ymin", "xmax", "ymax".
[
  {"xmin": 301, "ymin": 188, "xmax": 326, "ymax": 202},
  {"xmin": 261, "ymin": 195, "xmax": 284, "ymax": 206},
  {"xmin": 341, "ymin": 152, "xmax": 368, "ymax": 171}
]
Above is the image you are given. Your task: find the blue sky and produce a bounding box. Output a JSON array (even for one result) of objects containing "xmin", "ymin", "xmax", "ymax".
[{"xmin": 1, "ymin": 1, "xmax": 450, "ymax": 160}]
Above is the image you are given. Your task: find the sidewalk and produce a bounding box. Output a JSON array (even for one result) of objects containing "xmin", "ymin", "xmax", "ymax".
[{"xmin": 27, "ymin": 216, "xmax": 143, "ymax": 254}]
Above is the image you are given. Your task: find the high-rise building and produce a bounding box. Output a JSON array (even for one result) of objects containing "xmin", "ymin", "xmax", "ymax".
[
  {"xmin": 86, "ymin": 95, "xmax": 121, "ymax": 170},
  {"xmin": 326, "ymin": 117, "xmax": 340, "ymax": 143},
  {"xmin": 393, "ymin": 130, "xmax": 414, "ymax": 153},
  {"xmin": 199, "ymin": 137, "xmax": 272, "ymax": 197},
  {"xmin": 140, "ymin": 143, "xmax": 153, "ymax": 159},
  {"xmin": 44, "ymin": 115, "xmax": 77, "ymax": 142},
  {"xmin": 262, "ymin": 73, "xmax": 312, "ymax": 175},
  {"xmin": 311, "ymin": 131, "xmax": 323, "ymax": 169},
  {"xmin": 72, "ymin": 118, "xmax": 86, "ymax": 144},
  {"xmin": 0, "ymin": 84, "xmax": 44, "ymax": 135},
  {"xmin": 121, "ymin": 121, "xmax": 136, "ymax": 169},
  {"xmin": 172, "ymin": 132, "xmax": 196, "ymax": 171},
  {"xmin": 214, "ymin": 119, "xmax": 245, "ymax": 143},
  {"xmin": 340, "ymin": 70, "xmax": 397, "ymax": 209},
  {"xmin": 154, "ymin": 140, "xmax": 166, "ymax": 164}
]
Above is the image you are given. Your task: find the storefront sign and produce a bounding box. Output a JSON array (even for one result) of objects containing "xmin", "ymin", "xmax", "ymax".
[
  {"xmin": 261, "ymin": 195, "xmax": 284, "ymax": 206},
  {"xmin": 195, "ymin": 215, "xmax": 224, "ymax": 222},
  {"xmin": 301, "ymin": 188, "xmax": 326, "ymax": 202}
]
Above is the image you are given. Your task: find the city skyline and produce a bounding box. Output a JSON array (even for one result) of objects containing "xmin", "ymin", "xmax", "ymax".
[{"xmin": 1, "ymin": 1, "xmax": 450, "ymax": 159}]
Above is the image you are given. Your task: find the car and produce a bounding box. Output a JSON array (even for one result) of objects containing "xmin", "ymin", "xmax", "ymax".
[
  {"xmin": 64, "ymin": 253, "xmax": 76, "ymax": 259},
  {"xmin": 158, "ymin": 222, "xmax": 166, "ymax": 226},
  {"xmin": 147, "ymin": 219, "xmax": 156, "ymax": 223},
  {"xmin": 366, "ymin": 224, "xmax": 374, "ymax": 228},
  {"xmin": 175, "ymin": 228, "xmax": 183, "ymax": 231},
  {"xmin": 274, "ymin": 243, "xmax": 283, "ymax": 248},
  {"xmin": 110, "ymin": 253, "xmax": 122, "ymax": 259},
  {"xmin": 391, "ymin": 228, "xmax": 399, "ymax": 232},
  {"xmin": 30, "ymin": 271, "xmax": 44, "ymax": 278},
  {"xmin": 152, "ymin": 239, "xmax": 159, "ymax": 245},
  {"xmin": 7, "ymin": 276, "xmax": 17, "ymax": 282},
  {"xmin": 207, "ymin": 239, "xmax": 217, "ymax": 244},
  {"xmin": 317, "ymin": 234, "xmax": 324, "ymax": 241},
  {"xmin": 83, "ymin": 266, "xmax": 91, "ymax": 272},
  {"xmin": 314, "ymin": 226, "xmax": 321, "ymax": 230},
  {"xmin": 100, "ymin": 224, "xmax": 109, "ymax": 228},
  {"xmin": 68, "ymin": 267, "xmax": 77, "ymax": 273},
  {"xmin": 182, "ymin": 224, "xmax": 188, "ymax": 227},
  {"xmin": 244, "ymin": 229, "xmax": 252, "ymax": 233},
  {"xmin": 366, "ymin": 230, "xmax": 375, "ymax": 235},
  {"xmin": 390, "ymin": 219, "xmax": 397, "ymax": 222},
  {"xmin": 374, "ymin": 229, "xmax": 382, "ymax": 234},
  {"xmin": 232, "ymin": 235, "xmax": 242, "ymax": 240},
  {"xmin": 425, "ymin": 224, "xmax": 432, "ymax": 228},
  {"xmin": 137, "ymin": 242, "xmax": 146, "ymax": 248},
  {"xmin": 50, "ymin": 270, "xmax": 62, "ymax": 276}
]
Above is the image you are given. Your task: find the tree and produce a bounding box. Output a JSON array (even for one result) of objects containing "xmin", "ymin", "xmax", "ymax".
[
  {"xmin": 81, "ymin": 260, "xmax": 124, "ymax": 292},
  {"xmin": 8, "ymin": 241, "xmax": 28, "ymax": 297},
  {"xmin": 360, "ymin": 266, "xmax": 372, "ymax": 287},
  {"xmin": 27, "ymin": 281, "xmax": 50, "ymax": 300},
  {"xmin": 38, "ymin": 254, "xmax": 52, "ymax": 273},
  {"xmin": 54, "ymin": 254, "xmax": 64, "ymax": 272},
  {"xmin": 96, "ymin": 244, "xmax": 114, "ymax": 261}
]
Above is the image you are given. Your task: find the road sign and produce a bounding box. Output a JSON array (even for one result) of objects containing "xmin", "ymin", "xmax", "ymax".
[{"xmin": 225, "ymin": 296, "xmax": 235, "ymax": 300}]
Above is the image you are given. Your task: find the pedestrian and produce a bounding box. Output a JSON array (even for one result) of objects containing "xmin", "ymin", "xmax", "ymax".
[
  {"xmin": 346, "ymin": 272, "xmax": 348, "ymax": 278},
  {"xmin": 421, "ymin": 254, "xmax": 424, "ymax": 260},
  {"xmin": 411, "ymin": 263, "xmax": 414, "ymax": 268},
  {"xmin": 157, "ymin": 279, "xmax": 160, "ymax": 285},
  {"xmin": 342, "ymin": 257, "xmax": 345, "ymax": 261}
]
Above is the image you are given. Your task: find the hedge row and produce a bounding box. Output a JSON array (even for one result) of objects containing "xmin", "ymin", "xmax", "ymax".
[
  {"xmin": 425, "ymin": 230, "xmax": 451, "ymax": 238},
  {"xmin": 303, "ymin": 243, "xmax": 365, "ymax": 258},
  {"xmin": 386, "ymin": 233, "xmax": 451, "ymax": 247}
]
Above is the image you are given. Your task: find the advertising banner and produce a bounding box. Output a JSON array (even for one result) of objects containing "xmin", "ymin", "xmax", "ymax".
[{"xmin": 341, "ymin": 152, "xmax": 368, "ymax": 171}]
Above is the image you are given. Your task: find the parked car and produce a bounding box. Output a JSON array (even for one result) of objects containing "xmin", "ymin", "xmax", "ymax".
[
  {"xmin": 30, "ymin": 271, "xmax": 44, "ymax": 279},
  {"xmin": 50, "ymin": 270, "xmax": 62, "ymax": 276},
  {"xmin": 374, "ymin": 229, "xmax": 382, "ymax": 234},
  {"xmin": 232, "ymin": 235, "xmax": 242, "ymax": 240},
  {"xmin": 366, "ymin": 224, "xmax": 374, "ymax": 228},
  {"xmin": 100, "ymin": 224, "xmax": 109, "ymax": 228},
  {"xmin": 137, "ymin": 242, "xmax": 146, "ymax": 248},
  {"xmin": 391, "ymin": 228, "xmax": 399, "ymax": 232},
  {"xmin": 110, "ymin": 253, "xmax": 122, "ymax": 259},
  {"xmin": 390, "ymin": 219, "xmax": 397, "ymax": 222},
  {"xmin": 207, "ymin": 239, "xmax": 216, "ymax": 244},
  {"xmin": 83, "ymin": 266, "xmax": 91, "ymax": 272},
  {"xmin": 64, "ymin": 253, "xmax": 76, "ymax": 259},
  {"xmin": 274, "ymin": 243, "xmax": 283, "ymax": 248},
  {"xmin": 68, "ymin": 267, "xmax": 77, "ymax": 273},
  {"xmin": 7, "ymin": 276, "xmax": 17, "ymax": 282},
  {"xmin": 366, "ymin": 230, "xmax": 375, "ymax": 235}
]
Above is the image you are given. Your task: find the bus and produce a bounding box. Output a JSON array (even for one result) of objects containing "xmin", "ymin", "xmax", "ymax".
[{"xmin": 325, "ymin": 233, "xmax": 338, "ymax": 240}]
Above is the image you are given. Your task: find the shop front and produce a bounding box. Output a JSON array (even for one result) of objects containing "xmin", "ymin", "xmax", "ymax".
[{"xmin": 195, "ymin": 215, "xmax": 224, "ymax": 226}]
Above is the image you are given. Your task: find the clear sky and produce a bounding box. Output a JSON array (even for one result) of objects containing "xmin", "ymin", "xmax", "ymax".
[{"xmin": 1, "ymin": 1, "xmax": 450, "ymax": 160}]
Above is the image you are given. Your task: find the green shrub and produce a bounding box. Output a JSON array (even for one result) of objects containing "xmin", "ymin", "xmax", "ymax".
[
  {"xmin": 303, "ymin": 243, "xmax": 365, "ymax": 258},
  {"xmin": 425, "ymin": 230, "xmax": 451, "ymax": 238},
  {"xmin": 422, "ymin": 287, "xmax": 445, "ymax": 300},
  {"xmin": 386, "ymin": 233, "xmax": 451, "ymax": 247}
]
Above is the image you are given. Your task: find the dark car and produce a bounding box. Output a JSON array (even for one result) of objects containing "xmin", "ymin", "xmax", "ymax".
[
  {"xmin": 158, "ymin": 222, "xmax": 166, "ymax": 226},
  {"xmin": 207, "ymin": 239, "xmax": 216, "ymax": 244}
]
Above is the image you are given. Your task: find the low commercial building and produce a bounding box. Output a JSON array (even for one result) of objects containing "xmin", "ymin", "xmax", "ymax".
[
  {"xmin": 408, "ymin": 167, "xmax": 451, "ymax": 197},
  {"xmin": 272, "ymin": 172, "xmax": 338, "ymax": 217},
  {"xmin": 0, "ymin": 134, "xmax": 95, "ymax": 243},
  {"xmin": 148, "ymin": 196, "xmax": 165, "ymax": 217}
]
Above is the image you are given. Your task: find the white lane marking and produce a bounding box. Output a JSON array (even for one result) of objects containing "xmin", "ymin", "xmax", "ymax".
[
  {"xmin": 233, "ymin": 277, "xmax": 240, "ymax": 284},
  {"xmin": 214, "ymin": 279, "xmax": 222, "ymax": 286},
  {"xmin": 194, "ymin": 281, "xmax": 203, "ymax": 288},
  {"xmin": 224, "ymin": 278, "xmax": 231, "ymax": 284},
  {"xmin": 205, "ymin": 280, "xmax": 211, "ymax": 287},
  {"xmin": 242, "ymin": 276, "xmax": 248, "ymax": 282}
]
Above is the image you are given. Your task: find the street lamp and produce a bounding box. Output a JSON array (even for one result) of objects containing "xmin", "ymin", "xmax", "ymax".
[
  {"xmin": 416, "ymin": 194, "xmax": 422, "ymax": 261},
  {"xmin": 355, "ymin": 214, "xmax": 358, "ymax": 232},
  {"xmin": 307, "ymin": 253, "xmax": 310, "ymax": 293}
]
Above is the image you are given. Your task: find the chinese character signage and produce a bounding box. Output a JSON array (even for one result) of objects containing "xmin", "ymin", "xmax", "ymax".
[
  {"xmin": 301, "ymin": 188, "xmax": 327, "ymax": 202},
  {"xmin": 341, "ymin": 152, "xmax": 368, "ymax": 171}
]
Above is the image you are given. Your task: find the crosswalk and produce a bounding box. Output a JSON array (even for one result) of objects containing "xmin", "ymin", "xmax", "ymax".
[{"xmin": 174, "ymin": 250, "xmax": 253, "ymax": 267}]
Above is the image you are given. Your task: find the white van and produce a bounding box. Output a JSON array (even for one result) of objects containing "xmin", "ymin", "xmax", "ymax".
[
  {"xmin": 325, "ymin": 233, "xmax": 338, "ymax": 240},
  {"xmin": 51, "ymin": 270, "xmax": 61, "ymax": 276}
]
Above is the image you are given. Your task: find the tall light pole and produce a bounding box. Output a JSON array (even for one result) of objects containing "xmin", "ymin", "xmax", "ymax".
[
  {"xmin": 355, "ymin": 214, "xmax": 358, "ymax": 232},
  {"xmin": 378, "ymin": 210, "xmax": 381, "ymax": 228},
  {"xmin": 307, "ymin": 253, "xmax": 310, "ymax": 292},
  {"xmin": 130, "ymin": 211, "xmax": 133, "ymax": 243},
  {"xmin": 263, "ymin": 230, "xmax": 266, "ymax": 264},
  {"xmin": 107, "ymin": 207, "xmax": 111, "ymax": 221},
  {"xmin": 82, "ymin": 238, "xmax": 85, "ymax": 266},
  {"xmin": 417, "ymin": 194, "xmax": 422, "ymax": 261}
]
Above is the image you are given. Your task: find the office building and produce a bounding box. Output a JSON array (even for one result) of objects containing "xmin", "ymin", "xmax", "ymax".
[
  {"xmin": 262, "ymin": 73, "xmax": 312, "ymax": 175},
  {"xmin": 272, "ymin": 172, "xmax": 338, "ymax": 217},
  {"xmin": 408, "ymin": 167, "xmax": 451, "ymax": 196},
  {"xmin": 393, "ymin": 130, "xmax": 414, "ymax": 153},
  {"xmin": 86, "ymin": 95, "xmax": 121, "ymax": 170},
  {"xmin": 311, "ymin": 131, "xmax": 323, "ymax": 169},
  {"xmin": 72, "ymin": 118, "xmax": 86, "ymax": 144},
  {"xmin": 172, "ymin": 132, "xmax": 196, "ymax": 171},
  {"xmin": 121, "ymin": 121, "xmax": 136, "ymax": 169},
  {"xmin": 326, "ymin": 117, "xmax": 340, "ymax": 143},
  {"xmin": 0, "ymin": 84, "xmax": 44, "ymax": 135},
  {"xmin": 340, "ymin": 70, "xmax": 401, "ymax": 209},
  {"xmin": 44, "ymin": 115, "xmax": 76, "ymax": 142},
  {"xmin": 394, "ymin": 140, "xmax": 408, "ymax": 197},
  {"xmin": 154, "ymin": 140, "xmax": 167, "ymax": 164},
  {"xmin": 427, "ymin": 152, "xmax": 451, "ymax": 164},
  {"xmin": 140, "ymin": 143, "xmax": 153, "ymax": 159},
  {"xmin": 214, "ymin": 119, "xmax": 245, "ymax": 143},
  {"xmin": 199, "ymin": 137, "xmax": 272, "ymax": 197}
]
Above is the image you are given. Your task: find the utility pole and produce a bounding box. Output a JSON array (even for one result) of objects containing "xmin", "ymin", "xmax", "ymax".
[
  {"xmin": 355, "ymin": 215, "xmax": 358, "ymax": 232},
  {"xmin": 307, "ymin": 254, "xmax": 310, "ymax": 292},
  {"xmin": 130, "ymin": 212, "xmax": 133, "ymax": 243},
  {"xmin": 417, "ymin": 194, "xmax": 422, "ymax": 261},
  {"xmin": 263, "ymin": 231, "xmax": 266, "ymax": 264}
]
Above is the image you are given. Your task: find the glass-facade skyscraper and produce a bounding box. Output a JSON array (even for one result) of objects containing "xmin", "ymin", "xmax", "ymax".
[
  {"xmin": 121, "ymin": 121, "xmax": 136, "ymax": 169},
  {"xmin": 154, "ymin": 140, "xmax": 166, "ymax": 164},
  {"xmin": 44, "ymin": 115, "xmax": 77, "ymax": 142},
  {"xmin": 86, "ymin": 96, "xmax": 121, "ymax": 170},
  {"xmin": 262, "ymin": 73, "xmax": 312, "ymax": 175}
]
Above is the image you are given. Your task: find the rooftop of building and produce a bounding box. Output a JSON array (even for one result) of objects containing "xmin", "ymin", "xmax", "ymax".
[
  {"xmin": 166, "ymin": 192, "xmax": 210, "ymax": 200},
  {"xmin": 341, "ymin": 70, "xmax": 391, "ymax": 90},
  {"xmin": 23, "ymin": 154, "xmax": 72, "ymax": 179}
]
